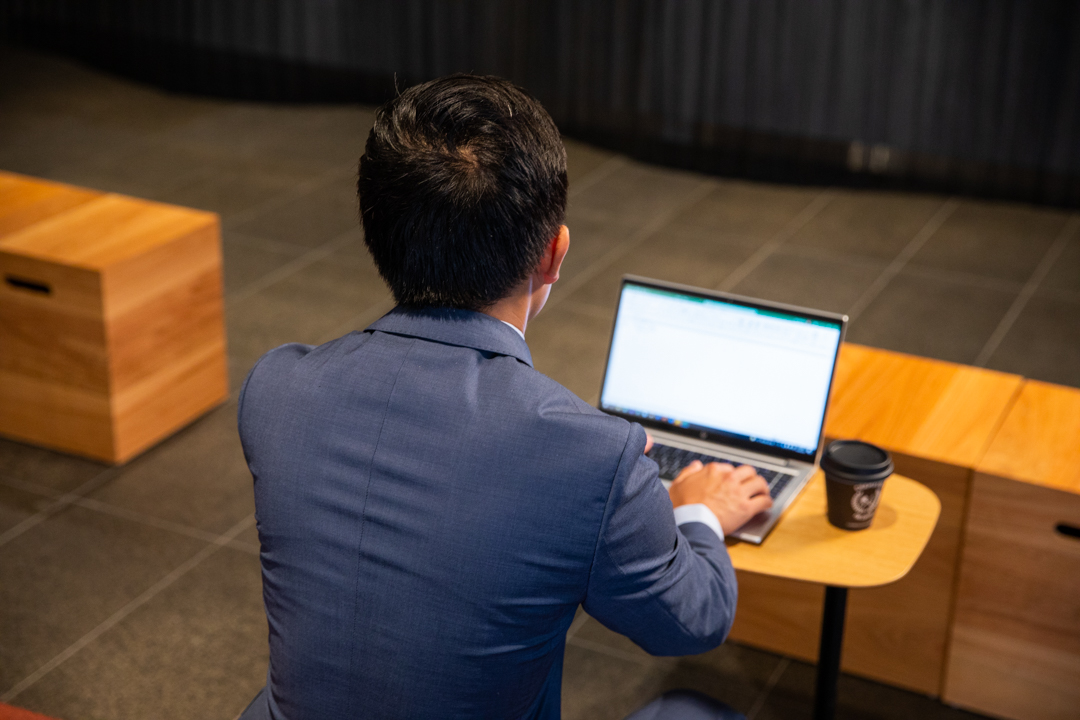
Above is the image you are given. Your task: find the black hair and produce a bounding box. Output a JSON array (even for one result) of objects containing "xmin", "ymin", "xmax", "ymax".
[{"xmin": 357, "ymin": 74, "xmax": 568, "ymax": 311}]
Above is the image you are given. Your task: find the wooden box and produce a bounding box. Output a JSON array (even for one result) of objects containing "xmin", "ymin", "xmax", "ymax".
[
  {"xmin": 944, "ymin": 381, "xmax": 1080, "ymax": 720},
  {"xmin": 0, "ymin": 172, "xmax": 228, "ymax": 463},
  {"xmin": 727, "ymin": 343, "xmax": 1022, "ymax": 695}
]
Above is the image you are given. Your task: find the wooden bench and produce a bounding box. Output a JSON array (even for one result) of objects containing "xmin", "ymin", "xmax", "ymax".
[
  {"xmin": 727, "ymin": 343, "xmax": 1023, "ymax": 695},
  {"xmin": 0, "ymin": 171, "xmax": 227, "ymax": 463},
  {"xmin": 944, "ymin": 380, "xmax": 1080, "ymax": 720}
]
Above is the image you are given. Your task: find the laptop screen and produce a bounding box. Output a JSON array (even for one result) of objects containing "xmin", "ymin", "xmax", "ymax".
[{"xmin": 600, "ymin": 280, "xmax": 845, "ymax": 461}]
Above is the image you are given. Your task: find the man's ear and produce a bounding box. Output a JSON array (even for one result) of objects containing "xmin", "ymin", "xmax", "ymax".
[{"xmin": 540, "ymin": 225, "xmax": 570, "ymax": 285}]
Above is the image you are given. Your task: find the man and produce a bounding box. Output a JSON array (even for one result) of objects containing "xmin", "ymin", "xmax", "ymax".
[{"xmin": 238, "ymin": 74, "xmax": 772, "ymax": 720}]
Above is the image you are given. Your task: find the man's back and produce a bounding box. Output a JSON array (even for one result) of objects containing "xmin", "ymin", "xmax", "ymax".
[{"xmin": 238, "ymin": 308, "xmax": 738, "ymax": 719}]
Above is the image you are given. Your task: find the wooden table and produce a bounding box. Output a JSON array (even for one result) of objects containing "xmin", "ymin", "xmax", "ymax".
[
  {"xmin": 944, "ymin": 380, "xmax": 1080, "ymax": 720},
  {"xmin": 729, "ymin": 470, "xmax": 940, "ymax": 720},
  {"xmin": 728, "ymin": 343, "xmax": 1021, "ymax": 695}
]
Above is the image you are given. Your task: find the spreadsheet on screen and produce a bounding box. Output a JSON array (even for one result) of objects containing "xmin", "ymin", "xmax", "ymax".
[{"xmin": 601, "ymin": 285, "xmax": 842, "ymax": 456}]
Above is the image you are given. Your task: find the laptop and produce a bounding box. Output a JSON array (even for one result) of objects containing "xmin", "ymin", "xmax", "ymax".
[{"xmin": 598, "ymin": 276, "xmax": 848, "ymax": 544}]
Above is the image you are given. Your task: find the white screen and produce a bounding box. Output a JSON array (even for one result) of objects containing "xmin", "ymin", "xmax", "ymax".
[{"xmin": 601, "ymin": 284, "xmax": 842, "ymax": 456}]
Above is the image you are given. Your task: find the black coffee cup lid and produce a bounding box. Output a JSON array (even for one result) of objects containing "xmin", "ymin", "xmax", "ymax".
[{"xmin": 821, "ymin": 440, "xmax": 894, "ymax": 483}]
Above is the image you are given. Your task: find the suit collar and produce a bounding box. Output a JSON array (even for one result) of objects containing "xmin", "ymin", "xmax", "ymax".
[{"xmin": 367, "ymin": 306, "xmax": 534, "ymax": 367}]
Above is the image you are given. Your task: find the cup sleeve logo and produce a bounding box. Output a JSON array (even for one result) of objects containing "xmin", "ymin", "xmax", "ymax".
[{"xmin": 850, "ymin": 483, "xmax": 882, "ymax": 522}]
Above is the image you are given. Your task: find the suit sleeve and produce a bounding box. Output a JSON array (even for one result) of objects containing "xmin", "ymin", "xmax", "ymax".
[{"xmin": 582, "ymin": 423, "xmax": 738, "ymax": 656}]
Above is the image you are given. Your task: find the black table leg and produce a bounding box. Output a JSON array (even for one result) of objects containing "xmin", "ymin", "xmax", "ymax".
[{"xmin": 813, "ymin": 585, "xmax": 848, "ymax": 720}]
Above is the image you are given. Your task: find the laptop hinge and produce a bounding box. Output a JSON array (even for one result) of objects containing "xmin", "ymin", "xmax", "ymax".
[{"xmin": 650, "ymin": 430, "xmax": 797, "ymax": 469}]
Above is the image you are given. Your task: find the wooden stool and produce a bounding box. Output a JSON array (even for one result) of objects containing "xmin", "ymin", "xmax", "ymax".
[
  {"xmin": 729, "ymin": 471, "xmax": 940, "ymax": 719},
  {"xmin": 945, "ymin": 380, "xmax": 1080, "ymax": 720},
  {"xmin": 0, "ymin": 172, "xmax": 227, "ymax": 463},
  {"xmin": 727, "ymin": 343, "xmax": 1022, "ymax": 695}
]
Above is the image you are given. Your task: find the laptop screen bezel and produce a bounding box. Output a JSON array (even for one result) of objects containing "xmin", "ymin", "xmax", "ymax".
[{"xmin": 597, "ymin": 275, "xmax": 848, "ymax": 465}]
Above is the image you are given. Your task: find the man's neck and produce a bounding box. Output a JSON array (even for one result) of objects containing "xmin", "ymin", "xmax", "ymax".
[
  {"xmin": 479, "ymin": 227, "xmax": 566, "ymax": 334},
  {"xmin": 482, "ymin": 300, "xmax": 528, "ymax": 335},
  {"xmin": 482, "ymin": 279, "xmax": 545, "ymax": 336}
]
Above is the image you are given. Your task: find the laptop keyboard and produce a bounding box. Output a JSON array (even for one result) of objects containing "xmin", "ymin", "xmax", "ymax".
[{"xmin": 646, "ymin": 443, "xmax": 793, "ymax": 499}]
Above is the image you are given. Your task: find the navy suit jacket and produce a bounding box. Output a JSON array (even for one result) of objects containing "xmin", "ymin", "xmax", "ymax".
[{"xmin": 238, "ymin": 307, "xmax": 738, "ymax": 719}]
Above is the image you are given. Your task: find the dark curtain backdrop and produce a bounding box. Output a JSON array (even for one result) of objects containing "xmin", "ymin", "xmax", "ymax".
[{"xmin": 3, "ymin": 0, "xmax": 1080, "ymax": 205}]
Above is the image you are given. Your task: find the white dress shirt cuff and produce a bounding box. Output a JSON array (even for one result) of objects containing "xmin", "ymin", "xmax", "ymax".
[{"xmin": 673, "ymin": 503, "xmax": 724, "ymax": 541}]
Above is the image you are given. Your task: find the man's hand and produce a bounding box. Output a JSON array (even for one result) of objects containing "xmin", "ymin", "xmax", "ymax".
[{"xmin": 668, "ymin": 461, "xmax": 773, "ymax": 534}]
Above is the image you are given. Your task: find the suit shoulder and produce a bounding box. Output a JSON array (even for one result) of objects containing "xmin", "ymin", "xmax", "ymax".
[
  {"xmin": 518, "ymin": 366, "xmax": 639, "ymax": 458},
  {"xmin": 241, "ymin": 331, "xmax": 380, "ymax": 396},
  {"xmin": 253, "ymin": 342, "xmax": 316, "ymax": 374},
  {"xmin": 240, "ymin": 342, "xmax": 314, "ymax": 397},
  {"xmin": 516, "ymin": 364, "xmax": 609, "ymax": 418}
]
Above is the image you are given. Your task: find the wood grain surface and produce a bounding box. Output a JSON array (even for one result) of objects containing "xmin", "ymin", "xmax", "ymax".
[
  {"xmin": 0, "ymin": 174, "xmax": 227, "ymax": 463},
  {"xmin": 826, "ymin": 343, "xmax": 1023, "ymax": 468},
  {"xmin": 945, "ymin": 473, "xmax": 1080, "ymax": 720},
  {"xmin": 0, "ymin": 193, "xmax": 217, "ymax": 269},
  {"xmin": 841, "ymin": 454, "xmax": 969, "ymax": 694},
  {"xmin": 977, "ymin": 380, "xmax": 1080, "ymax": 494},
  {"xmin": 728, "ymin": 471, "xmax": 939, "ymax": 587},
  {"xmin": 0, "ymin": 171, "xmax": 101, "ymax": 237},
  {"xmin": 0, "ymin": 251, "xmax": 112, "ymax": 459}
]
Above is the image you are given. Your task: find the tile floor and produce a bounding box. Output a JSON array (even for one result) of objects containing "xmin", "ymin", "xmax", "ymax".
[{"xmin": 3, "ymin": 45, "xmax": 1076, "ymax": 720}]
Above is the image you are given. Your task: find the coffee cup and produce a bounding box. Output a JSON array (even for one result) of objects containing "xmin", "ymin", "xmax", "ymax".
[{"xmin": 820, "ymin": 440, "xmax": 894, "ymax": 530}]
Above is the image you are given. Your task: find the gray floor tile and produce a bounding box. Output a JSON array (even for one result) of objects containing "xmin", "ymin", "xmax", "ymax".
[
  {"xmin": 560, "ymin": 207, "xmax": 643, "ymax": 285},
  {"xmin": 161, "ymin": 161, "xmax": 324, "ymax": 221},
  {"xmin": 562, "ymin": 642, "xmax": 674, "ymax": 720},
  {"xmin": 5, "ymin": 133, "xmax": 318, "ymax": 225},
  {"xmin": 84, "ymin": 401, "xmax": 254, "ymax": 534},
  {"xmin": 0, "ymin": 437, "xmax": 108, "ymax": 493},
  {"xmin": 0, "ymin": 51, "xmax": 333, "ymax": 210},
  {"xmin": 229, "ymin": 357, "xmax": 259, "ymax": 398},
  {"xmin": 0, "ymin": 51, "xmax": 222, "ymax": 188},
  {"xmin": 673, "ymin": 181, "xmax": 823, "ymax": 242},
  {"xmin": 572, "ymin": 619, "xmax": 780, "ymax": 713},
  {"xmin": 0, "ymin": 113, "xmax": 151, "ymax": 183},
  {"xmin": 984, "ymin": 290, "xmax": 1080, "ymax": 388},
  {"xmin": 227, "ymin": 176, "xmax": 361, "ymax": 247},
  {"xmin": 233, "ymin": 521, "xmax": 262, "ymax": 551},
  {"xmin": 555, "ymin": 225, "xmax": 761, "ymax": 314},
  {"xmin": 786, "ymin": 190, "xmax": 946, "ymax": 261},
  {"xmin": 755, "ymin": 658, "xmax": 988, "ymax": 720},
  {"xmin": 651, "ymin": 215, "xmax": 775, "ymax": 273},
  {"xmin": 222, "ymin": 232, "xmax": 308, "ymax": 297},
  {"xmin": 225, "ymin": 540, "xmax": 261, "ymax": 557},
  {"xmin": 1041, "ymin": 230, "xmax": 1080, "ymax": 294},
  {"xmin": 46, "ymin": 140, "xmax": 220, "ymax": 204},
  {"xmin": 0, "ymin": 483, "xmax": 53, "ymax": 535},
  {"xmin": 0, "ymin": 506, "xmax": 206, "ymax": 690},
  {"xmin": 569, "ymin": 160, "xmax": 712, "ymax": 225},
  {"xmin": 13, "ymin": 547, "xmax": 267, "ymax": 720},
  {"xmin": 565, "ymin": 138, "xmax": 617, "ymax": 187},
  {"xmin": 910, "ymin": 199, "xmax": 1071, "ymax": 283},
  {"xmin": 311, "ymin": 236, "xmax": 393, "ymax": 294},
  {"xmin": 901, "ymin": 263, "xmax": 1025, "ymax": 294},
  {"xmin": 12, "ymin": 158, "xmax": 217, "ymax": 221},
  {"xmin": 847, "ymin": 270, "xmax": 1017, "ymax": 365},
  {"xmin": 226, "ymin": 245, "xmax": 391, "ymax": 387},
  {"xmin": 72, "ymin": 88, "xmax": 223, "ymax": 135},
  {"xmin": 732, "ymin": 247, "xmax": 889, "ymax": 314},
  {"xmin": 162, "ymin": 103, "xmax": 374, "ymax": 176},
  {"xmin": 263, "ymin": 106, "xmax": 373, "ymax": 173}
]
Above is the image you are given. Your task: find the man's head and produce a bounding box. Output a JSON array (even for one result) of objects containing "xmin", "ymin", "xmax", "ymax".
[{"xmin": 358, "ymin": 74, "xmax": 568, "ymax": 311}]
